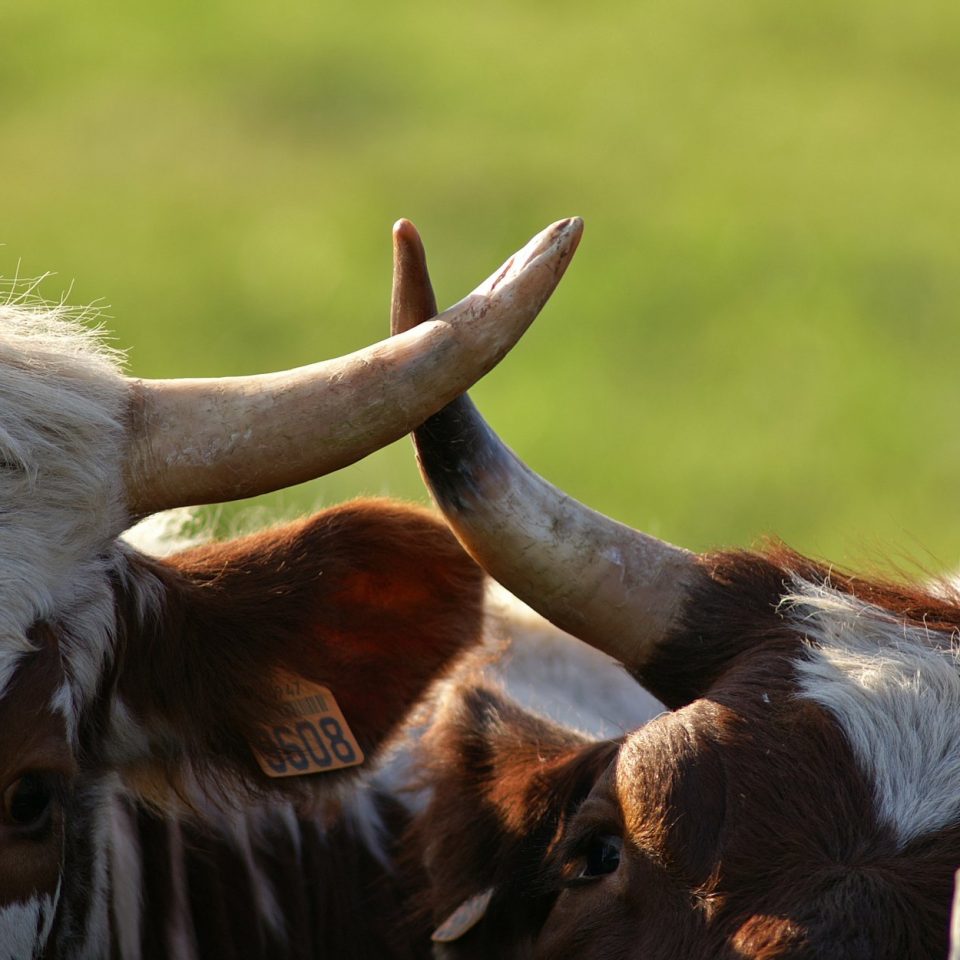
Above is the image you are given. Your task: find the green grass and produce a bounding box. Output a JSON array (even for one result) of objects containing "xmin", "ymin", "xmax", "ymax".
[{"xmin": 2, "ymin": 0, "xmax": 958, "ymax": 572}]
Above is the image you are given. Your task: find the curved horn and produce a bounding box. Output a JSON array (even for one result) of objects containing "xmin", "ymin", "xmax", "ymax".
[
  {"xmin": 391, "ymin": 221, "xmax": 702, "ymax": 670},
  {"xmin": 124, "ymin": 217, "xmax": 583, "ymax": 517}
]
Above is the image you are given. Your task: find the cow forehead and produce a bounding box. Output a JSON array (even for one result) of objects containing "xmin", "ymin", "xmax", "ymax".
[
  {"xmin": 608, "ymin": 579, "xmax": 960, "ymax": 885},
  {"xmin": 785, "ymin": 579, "xmax": 960, "ymax": 847},
  {"xmin": 0, "ymin": 313, "xmax": 130, "ymax": 702},
  {"xmin": 611, "ymin": 703, "xmax": 739, "ymax": 888},
  {"xmin": 610, "ymin": 684, "xmax": 878, "ymax": 886}
]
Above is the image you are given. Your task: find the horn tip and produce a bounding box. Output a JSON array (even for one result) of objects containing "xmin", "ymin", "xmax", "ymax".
[
  {"xmin": 393, "ymin": 218, "xmax": 420, "ymax": 241},
  {"xmin": 392, "ymin": 218, "xmax": 427, "ymax": 265},
  {"xmin": 557, "ymin": 216, "xmax": 584, "ymax": 248}
]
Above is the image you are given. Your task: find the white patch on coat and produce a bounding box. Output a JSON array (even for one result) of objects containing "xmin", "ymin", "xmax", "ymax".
[
  {"xmin": 223, "ymin": 807, "xmax": 287, "ymax": 943},
  {"xmin": 53, "ymin": 569, "xmax": 121, "ymax": 704},
  {"xmin": 166, "ymin": 819, "xmax": 199, "ymax": 960},
  {"xmin": 74, "ymin": 780, "xmax": 115, "ymax": 960},
  {"xmin": 102, "ymin": 696, "xmax": 153, "ymax": 765},
  {"xmin": 785, "ymin": 579, "xmax": 960, "ymax": 847},
  {"xmin": 0, "ymin": 890, "xmax": 58, "ymax": 960},
  {"xmin": 50, "ymin": 681, "xmax": 78, "ymax": 746},
  {"xmin": 45, "ymin": 550, "xmax": 168, "ymax": 759},
  {"xmin": 343, "ymin": 783, "xmax": 392, "ymax": 871},
  {"xmin": 273, "ymin": 802, "xmax": 303, "ymax": 863},
  {"xmin": 108, "ymin": 793, "xmax": 143, "ymax": 960},
  {"xmin": 480, "ymin": 584, "xmax": 663, "ymax": 738}
]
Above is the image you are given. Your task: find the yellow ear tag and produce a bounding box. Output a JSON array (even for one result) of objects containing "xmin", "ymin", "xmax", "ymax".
[
  {"xmin": 431, "ymin": 888, "xmax": 494, "ymax": 943},
  {"xmin": 249, "ymin": 672, "xmax": 365, "ymax": 778}
]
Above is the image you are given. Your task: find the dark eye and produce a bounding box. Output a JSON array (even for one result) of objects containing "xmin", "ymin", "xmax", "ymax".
[
  {"xmin": 3, "ymin": 774, "xmax": 56, "ymax": 832},
  {"xmin": 580, "ymin": 834, "xmax": 622, "ymax": 879}
]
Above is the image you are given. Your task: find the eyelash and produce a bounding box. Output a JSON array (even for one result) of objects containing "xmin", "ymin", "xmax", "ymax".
[{"xmin": 558, "ymin": 830, "xmax": 624, "ymax": 888}]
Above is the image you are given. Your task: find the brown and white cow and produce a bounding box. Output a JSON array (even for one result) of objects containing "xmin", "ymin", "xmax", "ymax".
[
  {"xmin": 391, "ymin": 223, "xmax": 960, "ymax": 959},
  {"xmin": 0, "ymin": 217, "xmax": 582, "ymax": 959}
]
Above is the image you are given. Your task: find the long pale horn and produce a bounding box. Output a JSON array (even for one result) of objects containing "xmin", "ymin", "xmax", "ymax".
[
  {"xmin": 391, "ymin": 221, "xmax": 702, "ymax": 670},
  {"xmin": 123, "ymin": 218, "xmax": 582, "ymax": 517}
]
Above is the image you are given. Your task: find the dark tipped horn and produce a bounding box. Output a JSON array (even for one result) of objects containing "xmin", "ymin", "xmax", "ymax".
[{"xmin": 392, "ymin": 220, "xmax": 701, "ymax": 670}]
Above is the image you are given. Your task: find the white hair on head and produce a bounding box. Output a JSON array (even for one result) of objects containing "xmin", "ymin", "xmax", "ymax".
[
  {"xmin": 0, "ymin": 287, "xmax": 130, "ymax": 695},
  {"xmin": 0, "ymin": 276, "xmax": 124, "ymax": 382},
  {"xmin": 785, "ymin": 578, "xmax": 960, "ymax": 847}
]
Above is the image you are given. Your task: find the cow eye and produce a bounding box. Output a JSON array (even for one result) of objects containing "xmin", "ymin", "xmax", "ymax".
[
  {"xmin": 580, "ymin": 834, "xmax": 622, "ymax": 879},
  {"xmin": 2, "ymin": 773, "xmax": 56, "ymax": 833}
]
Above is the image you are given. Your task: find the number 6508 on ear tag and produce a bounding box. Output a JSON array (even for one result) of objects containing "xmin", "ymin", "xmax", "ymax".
[{"xmin": 249, "ymin": 673, "xmax": 365, "ymax": 778}]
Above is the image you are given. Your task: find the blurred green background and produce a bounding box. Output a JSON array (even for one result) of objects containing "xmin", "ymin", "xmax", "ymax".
[{"xmin": 2, "ymin": 0, "xmax": 958, "ymax": 571}]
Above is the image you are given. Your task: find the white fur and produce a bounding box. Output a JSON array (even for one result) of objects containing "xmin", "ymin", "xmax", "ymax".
[
  {"xmin": 165, "ymin": 820, "xmax": 199, "ymax": 960},
  {"xmin": 38, "ymin": 881, "xmax": 59, "ymax": 955},
  {"xmin": 222, "ymin": 807, "xmax": 287, "ymax": 942},
  {"xmin": 0, "ymin": 305, "xmax": 138, "ymax": 956},
  {"xmin": 108, "ymin": 792, "xmax": 143, "ymax": 960},
  {"xmin": 0, "ymin": 304, "xmax": 131, "ymax": 744},
  {"xmin": 0, "ymin": 891, "xmax": 58, "ymax": 960},
  {"xmin": 50, "ymin": 563, "xmax": 122, "ymax": 718},
  {"xmin": 74, "ymin": 780, "xmax": 115, "ymax": 960},
  {"xmin": 51, "ymin": 681, "xmax": 78, "ymax": 746},
  {"xmin": 0, "ymin": 306, "xmax": 127, "ymax": 634},
  {"xmin": 121, "ymin": 507, "xmax": 210, "ymax": 558},
  {"xmin": 785, "ymin": 579, "xmax": 960, "ymax": 847},
  {"xmin": 483, "ymin": 585, "xmax": 664, "ymax": 738},
  {"xmin": 41, "ymin": 545, "xmax": 166, "ymax": 754},
  {"xmin": 373, "ymin": 584, "xmax": 663, "ymax": 814},
  {"xmin": 274, "ymin": 802, "xmax": 302, "ymax": 862},
  {"xmin": 102, "ymin": 696, "xmax": 153, "ymax": 765},
  {"xmin": 342, "ymin": 781, "xmax": 393, "ymax": 871}
]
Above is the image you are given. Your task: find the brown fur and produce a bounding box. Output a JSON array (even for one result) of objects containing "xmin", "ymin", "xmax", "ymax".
[
  {"xmin": 99, "ymin": 499, "xmax": 485, "ymax": 805},
  {"xmin": 413, "ymin": 545, "xmax": 960, "ymax": 958},
  {"xmin": 0, "ymin": 628, "xmax": 74, "ymax": 909},
  {"xmin": 641, "ymin": 543, "xmax": 960, "ymax": 710},
  {"xmin": 412, "ymin": 686, "xmax": 619, "ymax": 957},
  {"xmin": 100, "ymin": 791, "xmax": 432, "ymax": 960}
]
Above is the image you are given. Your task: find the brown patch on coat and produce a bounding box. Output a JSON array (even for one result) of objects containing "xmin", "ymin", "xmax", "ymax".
[
  {"xmin": 413, "ymin": 543, "xmax": 960, "ymax": 958},
  {"xmin": 410, "ymin": 685, "xmax": 619, "ymax": 957},
  {"xmin": 0, "ymin": 625, "xmax": 74, "ymax": 907},
  {"xmin": 101, "ymin": 499, "xmax": 484, "ymax": 803}
]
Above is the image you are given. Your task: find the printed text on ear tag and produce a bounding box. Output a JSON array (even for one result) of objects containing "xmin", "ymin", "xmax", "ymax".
[{"xmin": 249, "ymin": 672, "xmax": 365, "ymax": 777}]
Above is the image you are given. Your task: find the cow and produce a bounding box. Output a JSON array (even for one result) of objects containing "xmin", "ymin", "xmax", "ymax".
[
  {"xmin": 0, "ymin": 216, "xmax": 582, "ymax": 960},
  {"xmin": 390, "ymin": 221, "xmax": 960, "ymax": 959}
]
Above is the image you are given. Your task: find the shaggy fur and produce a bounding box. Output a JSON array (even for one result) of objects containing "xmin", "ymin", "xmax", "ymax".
[{"xmin": 0, "ymin": 308, "xmax": 486, "ymax": 958}]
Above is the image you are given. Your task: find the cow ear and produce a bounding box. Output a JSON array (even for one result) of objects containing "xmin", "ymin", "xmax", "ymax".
[
  {"xmin": 106, "ymin": 500, "xmax": 485, "ymax": 803},
  {"xmin": 416, "ymin": 686, "xmax": 617, "ymax": 950}
]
